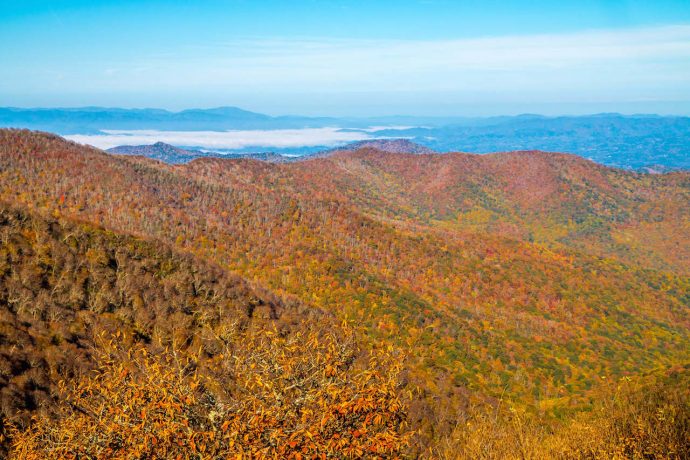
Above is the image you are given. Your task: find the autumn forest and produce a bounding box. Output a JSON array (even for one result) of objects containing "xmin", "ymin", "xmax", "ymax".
[{"xmin": 0, "ymin": 128, "xmax": 685, "ymax": 458}]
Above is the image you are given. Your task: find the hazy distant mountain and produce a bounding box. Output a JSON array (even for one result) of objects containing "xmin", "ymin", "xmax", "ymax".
[
  {"xmin": 0, "ymin": 106, "xmax": 336, "ymax": 133},
  {"xmin": 0, "ymin": 107, "xmax": 476, "ymax": 134},
  {"xmin": 106, "ymin": 139, "xmax": 436, "ymax": 164},
  {"xmin": 385, "ymin": 114, "xmax": 690, "ymax": 170},
  {"xmin": 108, "ymin": 142, "xmax": 207, "ymax": 163},
  {"xmin": 324, "ymin": 139, "xmax": 436, "ymax": 155},
  {"xmin": 107, "ymin": 141, "xmax": 293, "ymax": 164},
  {"xmin": 2, "ymin": 107, "xmax": 688, "ymax": 169}
]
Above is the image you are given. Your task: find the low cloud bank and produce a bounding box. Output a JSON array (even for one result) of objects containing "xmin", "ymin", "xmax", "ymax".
[{"xmin": 65, "ymin": 127, "xmax": 404, "ymax": 150}]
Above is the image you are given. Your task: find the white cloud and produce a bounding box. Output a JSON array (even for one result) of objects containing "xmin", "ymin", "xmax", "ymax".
[
  {"xmin": 64, "ymin": 127, "xmax": 392, "ymax": 150},
  {"xmin": 103, "ymin": 24, "xmax": 690, "ymax": 94}
]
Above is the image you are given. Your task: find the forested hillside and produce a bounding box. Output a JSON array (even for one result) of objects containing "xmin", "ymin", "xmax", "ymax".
[
  {"xmin": 0, "ymin": 200, "xmax": 316, "ymax": 415},
  {"xmin": 0, "ymin": 129, "xmax": 688, "ymax": 457},
  {"xmin": 0, "ymin": 203, "xmax": 410, "ymax": 458}
]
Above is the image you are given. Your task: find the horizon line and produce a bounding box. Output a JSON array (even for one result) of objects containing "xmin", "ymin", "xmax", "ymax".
[{"xmin": 2, "ymin": 106, "xmax": 690, "ymax": 120}]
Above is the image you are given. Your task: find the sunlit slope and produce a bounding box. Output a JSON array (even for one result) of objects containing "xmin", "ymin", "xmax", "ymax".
[
  {"xmin": 285, "ymin": 149, "xmax": 689, "ymax": 274},
  {"xmin": 0, "ymin": 203, "xmax": 411, "ymax": 458},
  {"xmin": 172, "ymin": 146, "xmax": 689, "ymax": 273}
]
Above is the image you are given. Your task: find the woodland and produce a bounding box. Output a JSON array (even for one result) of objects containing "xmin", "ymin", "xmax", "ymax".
[{"xmin": 0, "ymin": 129, "xmax": 688, "ymax": 458}]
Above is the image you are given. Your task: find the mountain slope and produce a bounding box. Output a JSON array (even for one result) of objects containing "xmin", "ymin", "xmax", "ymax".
[
  {"xmin": 1, "ymin": 129, "xmax": 688, "ymax": 452},
  {"xmin": 0, "ymin": 203, "xmax": 412, "ymax": 458},
  {"xmin": 172, "ymin": 145, "xmax": 688, "ymax": 273},
  {"xmin": 287, "ymin": 148, "xmax": 690, "ymax": 274},
  {"xmin": 0, "ymin": 202, "xmax": 319, "ymax": 423}
]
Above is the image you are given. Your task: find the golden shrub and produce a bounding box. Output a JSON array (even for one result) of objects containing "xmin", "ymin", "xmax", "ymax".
[{"xmin": 8, "ymin": 327, "xmax": 412, "ymax": 459}]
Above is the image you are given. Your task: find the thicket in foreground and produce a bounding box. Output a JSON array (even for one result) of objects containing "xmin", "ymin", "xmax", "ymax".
[
  {"xmin": 8, "ymin": 328, "xmax": 411, "ymax": 459},
  {"xmin": 432, "ymin": 365, "xmax": 690, "ymax": 459}
]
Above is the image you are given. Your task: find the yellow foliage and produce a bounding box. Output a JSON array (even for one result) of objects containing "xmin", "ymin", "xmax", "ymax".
[{"xmin": 431, "ymin": 367, "xmax": 690, "ymax": 459}]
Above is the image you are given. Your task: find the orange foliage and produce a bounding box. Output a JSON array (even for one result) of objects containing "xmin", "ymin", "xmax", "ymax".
[{"xmin": 9, "ymin": 329, "xmax": 411, "ymax": 458}]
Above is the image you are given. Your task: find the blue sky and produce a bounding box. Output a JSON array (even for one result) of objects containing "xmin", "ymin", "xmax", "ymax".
[{"xmin": 2, "ymin": 0, "xmax": 690, "ymax": 116}]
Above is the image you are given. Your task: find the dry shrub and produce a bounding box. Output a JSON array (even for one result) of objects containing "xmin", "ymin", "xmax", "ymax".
[
  {"xmin": 432, "ymin": 366, "xmax": 690, "ymax": 459},
  {"xmin": 8, "ymin": 327, "xmax": 412, "ymax": 459}
]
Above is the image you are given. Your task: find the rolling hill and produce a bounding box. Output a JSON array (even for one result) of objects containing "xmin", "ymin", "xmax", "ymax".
[
  {"xmin": 107, "ymin": 141, "xmax": 295, "ymax": 164},
  {"xmin": 323, "ymin": 139, "xmax": 436, "ymax": 156},
  {"xmin": 107, "ymin": 141, "xmax": 209, "ymax": 163}
]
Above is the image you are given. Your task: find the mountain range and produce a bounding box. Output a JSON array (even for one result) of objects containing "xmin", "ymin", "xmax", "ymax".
[
  {"xmin": 0, "ymin": 128, "xmax": 688, "ymax": 456},
  {"xmin": 1, "ymin": 107, "xmax": 689, "ymax": 170},
  {"xmin": 0, "ymin": 106, "xmax": 322, "ymax": 133}
]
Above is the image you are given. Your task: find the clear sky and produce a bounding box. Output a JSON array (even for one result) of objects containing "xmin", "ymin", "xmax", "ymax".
[{"xmin": 2, "ymin": 0, "xmax": 690, "ymax": 116}]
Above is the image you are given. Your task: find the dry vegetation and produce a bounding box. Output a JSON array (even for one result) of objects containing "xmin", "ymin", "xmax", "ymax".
[
  {"xmin": 434, "ymin": 366, "xmax": 690, "ymax": 459},
  {"xmin": 9, "ymin": 328, "xmax": 410, "ymax": 459}
]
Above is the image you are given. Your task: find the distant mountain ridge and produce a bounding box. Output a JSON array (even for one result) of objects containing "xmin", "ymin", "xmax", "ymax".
[
  {"xmin": 2, "ymin": 107, "xmax": 689, "ymax": 169},
  {"xmin": 108, "ymin": 142, "xmax": 208, "ymax": 163},
  {"xmin": 107, "ymin": 141, "xmax": 293, "ymax": 164},
  {"xmin": 106, "ymin": 139, "xmax": 437, "ymax": 163},
  {"xmin": 0, "ymin": 106, "xmax": 335, "ymax": 133},
  {"xmin": 324, "ymin": 139, "xmax": 436, "ymax": 155},
  {"xmin": 383, "ymin": 114, "xmax": 690, "ymax": 170}
]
